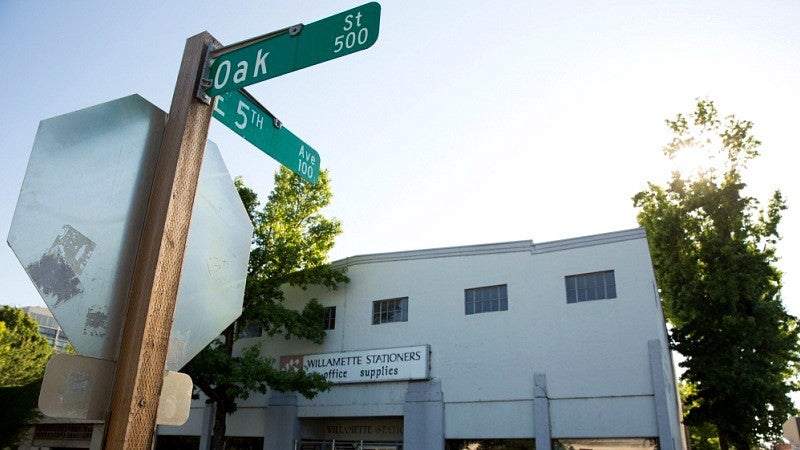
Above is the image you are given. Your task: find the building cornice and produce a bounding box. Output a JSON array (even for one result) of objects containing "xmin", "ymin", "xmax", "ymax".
[{"xmin": 333, "ymin": 227, "xmax": 646, "ymax": 268}]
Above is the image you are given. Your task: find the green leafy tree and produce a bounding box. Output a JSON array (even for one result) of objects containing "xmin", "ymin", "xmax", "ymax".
[
  {"xmin": 0, "ymin": 305, "xmax": 53, "ymax": 387},
  {"xmin": 0, "ymin": 306, "xmax": 53, "ymax": 447},
  {"xmin": 183, "ymin": 167, "xmax": 348, "ymax": 450},
  {"xmin": 680, "ymin": 380, "xmax": 721, "ymax": 450},
  {"xmin": 633, "ymin": 99, "xmax": 800, "ymax": 450}
]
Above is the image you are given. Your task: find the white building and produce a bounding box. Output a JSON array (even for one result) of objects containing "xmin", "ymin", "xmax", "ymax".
[
  {"xmin": 159, "ymin": 228, "xmax": 685, "ymax": 450},
  {"xmin": 21, "ymin": 305, "xmax": 70, "ymax": 351}
]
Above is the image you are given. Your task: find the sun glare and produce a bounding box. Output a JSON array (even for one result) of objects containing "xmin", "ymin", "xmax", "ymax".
[{"xmin": 668, "ymin": 142, "xmax": 723, "ymax": 180}]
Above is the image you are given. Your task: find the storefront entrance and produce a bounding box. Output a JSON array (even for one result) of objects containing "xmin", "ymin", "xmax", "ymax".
[
  {"xmin": 298, "ymin": 440, "xmax": 401, "ymax": 449},
  {"xmin": 299, "ymin": 417, "xmax": 404, "ymax": 450}
]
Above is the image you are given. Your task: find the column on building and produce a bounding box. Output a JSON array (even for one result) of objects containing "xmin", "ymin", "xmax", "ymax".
[
  {"xmin": 648, "ymin": 340, "xmax": 678, "ymax": 450},
  {"xmin": 404, "ymin": 379, "xmax": 444, "ymax": 450},
  {"xmin": 534, "ymin": 372, "xmax": 552, "ymax": 450},
  {"xmin": 264, "ymin": 391, "xmax": 300, "ymax": 450}
]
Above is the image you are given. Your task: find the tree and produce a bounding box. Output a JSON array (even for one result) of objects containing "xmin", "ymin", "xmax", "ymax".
[
  {"xmin": 680, "ymin": 380, "xmax": 721, "ymax": 450},
  {"xmin": 633, "ymin": 99, "xmax": 800, "ymax": 450},
  {"xmin": 0, "ymin": 379, "xmax": 43, "ymax": 448},
  {"xmin": 0, "ymin": 305, "xmax": 53, "ymax": 387},
  {"xmin": 182, "ymin": 167, "xmax": 348, "ymax": 450},
  {"xmin": 0, "ymin": 306, "xmax": 52, "ymax": 447}
]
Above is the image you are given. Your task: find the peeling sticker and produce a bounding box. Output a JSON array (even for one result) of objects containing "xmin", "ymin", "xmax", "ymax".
[
  {"xmin": 26, "ymin": 225, "xmax": 95, "ymax": 306},
  {"xmin": 83, "ymin": 305, "xmax": 108, "ymax": 337}
]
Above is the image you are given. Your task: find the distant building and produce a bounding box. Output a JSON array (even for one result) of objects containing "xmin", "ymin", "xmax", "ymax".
[
  {"xmin": 21, "ymin": 305, "xmax": 70, "ymax": 351},
  {"xmin": 159, "ymin": 227, "xmax": 686, "ymax": 450},
  {"xmin": 782, "ymin": 417, "xmax": 800, "ymax": 450}
]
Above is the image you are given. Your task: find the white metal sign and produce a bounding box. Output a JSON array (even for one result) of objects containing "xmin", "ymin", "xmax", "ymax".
[
  {"xmin": 280, "ymin": 345, "xmax": 430, "ymax": 384},
  {"xmin": 7, "ymin": 95, "xmax": 252, "ymax": 370}
]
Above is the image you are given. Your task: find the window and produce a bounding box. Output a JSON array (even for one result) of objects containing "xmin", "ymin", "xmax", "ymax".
[
  {"xmin": 565, "ymin": 270, "xmax": 617, "ymax": 303},
  {"xmin": 447, "ymin": 439, "xmax": 534, "ymax": 450},
  {"xmin": 372, "ymin": 297, "xmax": 408, "ymax": 324},
  {"xmin": 238, "ymin": 319, "xmax": 262, "ymax": 338},
  {"xmin": 465, "ymin": 284, "xmax": 508, "ymax": 315},
  {"xmin": 40, "ymin": 326, "xmax": 57, "ymax": 338},
  {"xmin": 553, "ymin": 438, "xmax": 658, "ymax": 450},
  {"xmin": 322, "ymin": 306, "xmax": 336, "ymax": 330}
]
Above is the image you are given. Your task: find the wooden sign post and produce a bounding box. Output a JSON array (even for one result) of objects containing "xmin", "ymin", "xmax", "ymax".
[{"xmin": 104, "ymin": 31, "xmax": 220, "ymax": 449}]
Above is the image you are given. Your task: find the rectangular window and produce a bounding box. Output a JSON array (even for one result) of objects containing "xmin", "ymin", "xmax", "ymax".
[
  {"xmin": 39, "ymin": 327, "xmax": 57, "ymax": 338},
  {"xmin": 322, "ymin": 306, "xmax": 336, "ymax": 330},
  {"xmin": 553, "ymin": 438, "xmax": 658, "ymax": 450},
  {"xmin": 565, "ymin": 270, "xmax": 617, "ymax": 303},
  {"xmin": 372, "ymin": 297, "xmax": 408, "ymax": 324},
  {"xmin": 238, "ymin": 319, "xmax": 262, "ymax": 338},
  {"xmin": 465, "ymin": 284, "xmax": 508, "ymax": 315},
  {"xmin": 447, "ymin": 439, "xmax": 534, "ymax": 450}
]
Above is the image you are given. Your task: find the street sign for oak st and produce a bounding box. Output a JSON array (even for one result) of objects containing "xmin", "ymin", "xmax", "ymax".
[
  {"xmin": 207, "ymin": 2, "xmax": 380, "ymax": 96},
  {"xmin": 213, "ymin": 89, "xmax": 320, "ymax": 184}
]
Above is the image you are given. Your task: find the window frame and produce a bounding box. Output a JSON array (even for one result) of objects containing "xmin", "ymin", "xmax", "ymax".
[
  {"xmin": 322, "ymin": 306, "xmax": 336, "ymax": 330},
  {"xmin": 238, "ymin": 319, "xmax": 263, "ymax": 338},
  {"xmin": 464, "ymin": 284, "xmax": 509, "ymax": 315},
  {"xmin": 565, "ymin": 270, "xmax": 617, "ymax": 303},
  {"xmin": 372, "ymin": 297, "xmax": 409, "ymax": 325}
]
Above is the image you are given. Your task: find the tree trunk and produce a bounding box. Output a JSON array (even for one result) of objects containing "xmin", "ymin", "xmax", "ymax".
[
  {"xmin": 718, "ymin": 427, "xmax": 729, "ymax": 450},
  {"xmin": 209, "ymin": 324, "xmax": 236, "ymax": 450},
  {"xmin": 210, "ymin": 404, "xmax": 227, "ymax": 450}
]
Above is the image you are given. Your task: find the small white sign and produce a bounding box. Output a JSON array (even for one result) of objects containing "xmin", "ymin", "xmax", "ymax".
[
  {"xmin": 39, "ymin": 353, "xmax": 192, "ymax": 425},
  {"xmin": 280, "ymin": 345, "xmax": 430, "ymax": 384}
]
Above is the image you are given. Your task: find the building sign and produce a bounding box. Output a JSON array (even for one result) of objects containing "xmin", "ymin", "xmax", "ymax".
[
  {"xmin": 280, "ymin": 345, "xmax": 430, "ymax": 384},
  {"xmin": 302, "ymin": 417, "xmax": 403, "ymax": 441}
]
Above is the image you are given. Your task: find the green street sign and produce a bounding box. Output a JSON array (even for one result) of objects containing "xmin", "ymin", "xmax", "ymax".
[
  {"xmin": 207, "ymin": 2, "xmax": 381, "ymax": 96},
  {"xmin": 213, "ymin": 89, "xmax": 320, "ymax": 184}
]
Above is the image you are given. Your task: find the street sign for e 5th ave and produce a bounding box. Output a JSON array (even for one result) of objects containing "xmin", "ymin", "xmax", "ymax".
[
  {"xmin": 206, "ymin": 2, "xmax": 380, "ymax": 96},
  {"xmin": 213, "ymin": 89, "xmax": 320, "ymax": 184}
]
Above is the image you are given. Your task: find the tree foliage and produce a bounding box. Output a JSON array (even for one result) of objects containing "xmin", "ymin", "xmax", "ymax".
[
  {"xmin": 633, "ymin": 99, "xmax": 800, "ymax": 450},
  {"xmin": 0, "ymin": 306, "xmax": 52, "ymax": 447},
  {"xmin": 680, "ymin": 380, "xmax": 721, "ymax": 450},
  {"xmin": 0, "ymin": 305, "xmax": 53, "ymax": 387},
  {"xmin": 0, "ymin": 379, "xmax": 43, "ymax": 448},
  {"xmin": 183, "ymin": 167, "xmax": 348, "ymax": 450}
]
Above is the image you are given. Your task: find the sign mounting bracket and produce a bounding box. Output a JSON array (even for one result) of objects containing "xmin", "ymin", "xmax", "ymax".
[{"xmin": 196, "ymin": 42, "xmax": 219, "ymax": 105}]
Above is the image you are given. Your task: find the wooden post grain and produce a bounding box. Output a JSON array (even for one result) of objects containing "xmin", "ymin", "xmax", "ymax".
[{"xmin": 105, "ymin": 31, "xmax": 219, "ymax": 449}]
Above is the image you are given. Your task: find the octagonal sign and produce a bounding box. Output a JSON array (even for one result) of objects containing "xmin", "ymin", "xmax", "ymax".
[
  {"xmin": 166, "ymin": 139, "xmax": 253, "ymax": 371},
  {"xmin": 8, "ymin": 95, "xmax": 252, "ymax": 369}
]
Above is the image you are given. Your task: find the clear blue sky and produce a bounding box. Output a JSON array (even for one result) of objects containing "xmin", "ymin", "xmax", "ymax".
[{"xmin": 1, "ymin": 0, "xmax": 798, "ymax": 328}]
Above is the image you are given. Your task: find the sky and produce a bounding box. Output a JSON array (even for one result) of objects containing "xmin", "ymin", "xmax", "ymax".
[{"xmin": 1, "ymin": 0, "xmax": 798, "ymax": 328}]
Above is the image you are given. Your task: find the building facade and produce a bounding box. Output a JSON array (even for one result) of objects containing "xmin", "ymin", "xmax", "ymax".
[
  {"xmin": 21, "ymin": 305, "xmax": 70, "ymax": 351},
  {"xmin": 159, "ymin": 228, "xmax": 685, "ymax": 450}
]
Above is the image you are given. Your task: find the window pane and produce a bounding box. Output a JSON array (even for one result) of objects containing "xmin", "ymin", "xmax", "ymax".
[
  {"xmin": 553, "ymin": 438, "xmax": 658, "ymax": 450},
  {"xmin": 565, "ymin": 270, "xmax": 616, "ymax": 303},
  {"xmin": 464, "ymin": 284, "xmax": 508, "ymax": 315},
  {"xmin": 322, "ymin": 306, "xmax": 336, "ymax": 330},
  {"xmin": 372, "ymin": 298, "xmax": 408, "ymax": 324}
]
